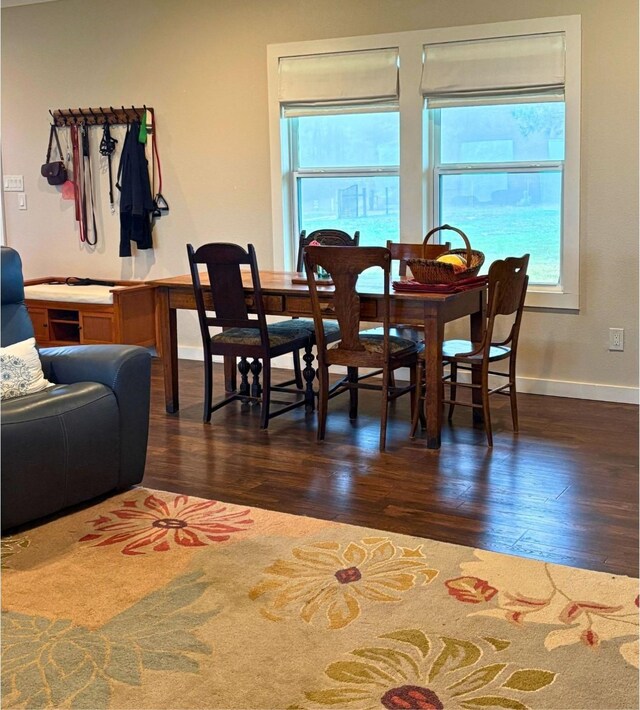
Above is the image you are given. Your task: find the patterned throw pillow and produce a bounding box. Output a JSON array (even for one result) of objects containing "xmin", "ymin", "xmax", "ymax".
[{"xmin": 0, "ymin": 338, "xmax": 53, "ymax": 401}]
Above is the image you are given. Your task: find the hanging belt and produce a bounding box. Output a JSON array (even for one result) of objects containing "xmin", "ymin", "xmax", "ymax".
[
  {"xmin": 70, "ymin": 125, "xmax": 87, "ymax": 243},
  {"xmin": 81, "ymin": 124, "xmax": 98, "ymax": 246},
  {"xmin": 99, "ymin": 122, "xmax": 117, "ymax": 212}
]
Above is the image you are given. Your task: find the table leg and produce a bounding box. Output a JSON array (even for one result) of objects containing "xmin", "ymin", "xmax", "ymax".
[
  {"xmin": 423, "ymin": 312, "xmax": 445, "ymax": 449},
  {"xmin": 470, "ymin": 292, "xmax": 486, "ymax": 423},
  {"xmin": 157, "ymin": 287, "xmax": 179, "ymax": 413}
]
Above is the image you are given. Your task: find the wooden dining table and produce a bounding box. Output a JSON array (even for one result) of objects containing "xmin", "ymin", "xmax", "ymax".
[{"xmin": 152, "ymin": 270, "xmax": 487, "ymax": 450}]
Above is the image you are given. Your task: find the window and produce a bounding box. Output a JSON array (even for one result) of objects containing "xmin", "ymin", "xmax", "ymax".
[
  {"xmin": 275, "ymin": 47, "xmax": 400, "ymax": 262},
  {"xmin": 268, "ymin": 17, "xmax": 580, "ymax": 307},
  {"xmin": 292, "ymin": 111, "xmax": 399, "ymax": 245},
  {"xmin": 422, "ymin": 31, "xmax": 575, "ymax": 298},
  {"xmin": 431, "ymin": 101, "xmax": 565, "ymax": 285}
]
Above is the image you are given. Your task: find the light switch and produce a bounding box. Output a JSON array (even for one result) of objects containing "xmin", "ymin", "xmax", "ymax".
[
  {"xmin": 4, "ymin": 175, "xmax": 24, "ymax": 192},
  {"xmin": 18, "ymin": 193, "xmax": 27, "ymax": 210}
]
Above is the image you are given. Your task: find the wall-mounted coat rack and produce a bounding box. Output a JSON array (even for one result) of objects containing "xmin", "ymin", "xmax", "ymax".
[{"xmin": 50, "ymin": 106, "xmax": 153, "ymax": 127}]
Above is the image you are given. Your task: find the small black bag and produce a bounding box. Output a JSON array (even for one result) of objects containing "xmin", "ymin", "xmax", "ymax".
[{"xmin": 41, "ymin": 125, "xmax": 67, "ymax": 185}]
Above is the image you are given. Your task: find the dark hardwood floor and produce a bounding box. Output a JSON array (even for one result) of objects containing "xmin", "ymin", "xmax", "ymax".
[{"xmin": 144, "ymin": 358, "xmax": 639, "ymax": 577}]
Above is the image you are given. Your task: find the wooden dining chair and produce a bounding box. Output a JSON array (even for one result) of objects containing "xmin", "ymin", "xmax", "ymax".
[
  {"xmin": 386, "ymin": 239, "xmax": 451, "ymax": 278},
  {"xmin": 296, "ymin": 229, "xmax": 360, "ymax": 272},
  {"xmin": 386, "ymin": 236, "xmax": 452, "ymax": 345},
  {"xmin": 283, "ymin": 228, "xmax": 359, "ymax": 389},
  {"xmin": 187, "ymin": 242, "xmax": 315, "ymax": 429},
  {"xmin": 304, "ymin": 245, "xmax": 423, "ymax": 451},
  {"xmin": 411, "ymin": 254, "xmax": 530, "ymax": 446},
  {"xmin": 384, "ymin": 237, "xmax": 453, "ymax": 388}
]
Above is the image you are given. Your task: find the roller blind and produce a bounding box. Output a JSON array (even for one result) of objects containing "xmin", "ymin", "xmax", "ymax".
[
  {"xmin": 279, "ymin": 48, "xmax": 399, "ymax": 117},
  {"xmin": 421, "ymin": 33, "xmax": 565, "ymax": 107}
]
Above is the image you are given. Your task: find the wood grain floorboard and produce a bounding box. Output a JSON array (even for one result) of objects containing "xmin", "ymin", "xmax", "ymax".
[{"xmin": 143, "ymin": 358, "xmax": 639, "ymax": 577}]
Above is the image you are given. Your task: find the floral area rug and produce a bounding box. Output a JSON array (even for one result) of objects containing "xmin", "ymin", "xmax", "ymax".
[{"xmin": 2, "ymin": 488, "xmax": 638, "ymax": 709}]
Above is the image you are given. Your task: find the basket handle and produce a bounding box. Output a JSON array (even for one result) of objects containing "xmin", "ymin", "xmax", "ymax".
[{"xmin": 423, "ymin": 224, "xmax": 472, "ymax": 264}]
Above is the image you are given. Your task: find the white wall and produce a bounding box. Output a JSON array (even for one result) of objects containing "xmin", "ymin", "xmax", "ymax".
[{"xmin": 2, "ymin": 0, "xmax": 638, "ymax": 402}]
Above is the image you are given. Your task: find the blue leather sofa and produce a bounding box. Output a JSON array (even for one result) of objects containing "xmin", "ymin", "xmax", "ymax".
[{"xmin": 1, "ymin": 246, "xmax": 151, "ymax": 531}]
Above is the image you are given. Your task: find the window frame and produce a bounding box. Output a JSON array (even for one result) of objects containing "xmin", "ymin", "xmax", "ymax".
[
  {"xmin": 268, "ymin": 15, "xmax": 581, "ymax": 308},
  {"xmin": 289, "ymin": 113, "xmax": 401, "ymax": 251}
]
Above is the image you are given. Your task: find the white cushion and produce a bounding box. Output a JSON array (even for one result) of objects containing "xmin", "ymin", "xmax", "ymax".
[
  {"xmin": 1, "ymin": 338, "xmax": 53, "ymax": 401},
  {"xmin": 24, "ymin": 284, "xmax": 124, "ymax": 305}
]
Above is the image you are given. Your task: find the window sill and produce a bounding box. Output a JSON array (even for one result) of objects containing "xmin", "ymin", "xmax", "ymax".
[{"xmin": 524, "ymin": 287, "xmax": 578, "ymax": 310}]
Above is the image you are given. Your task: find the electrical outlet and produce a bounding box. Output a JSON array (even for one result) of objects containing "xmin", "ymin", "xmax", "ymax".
[
  {"xmin": 609, "ymin": 328, "xmax": 624, "ymax": 351},
  {"xmin": 3, "ymin": 175, "xmax": 24, "ymax": 192}
]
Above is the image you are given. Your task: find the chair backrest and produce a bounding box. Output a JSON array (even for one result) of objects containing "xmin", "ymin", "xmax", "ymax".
[
  {"xmin": 488, "ymin": 254, "xmax": 530, "ymax": 316},
  {"xmin": 485, "ymin": 254, "xmax": 530, "ymax": 349},
  {"xmin": 304, "ymin": 246, "xmax": 391, "ymax": 366},
  {"xmin": 296, "ymin": 229, "xmax": 360, "ymax": 272},
  {"xmin": 186, "ymin": 242, "xmax": 268, "ymax": 348},
  {"xmin": 386, "ymin": 240, "xmax": 451, "ymax": 277},
  {"xmin": 1, "ymin": 246, "xmax": 35, "ymax": 347}
]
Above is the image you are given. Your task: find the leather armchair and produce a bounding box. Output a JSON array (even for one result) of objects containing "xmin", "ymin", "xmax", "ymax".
[{"xmin": 1, "ymin": 247, "xmax": 151, "ymax": 531}]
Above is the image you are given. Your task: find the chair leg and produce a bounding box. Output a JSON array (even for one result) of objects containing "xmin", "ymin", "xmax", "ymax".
[
  {"xmin": 292, "ymin": 349, "xmax": 303, "ymax": 389},
  {"xmin": 348, "ymin": 366, "xmax": 358, "ymax": 419},
  {"xmin": 419, "ymin": 359, "xmax": 426, "ymax": 431},
  {"xmin": 224, "ymin": 356, "xmax": 237, "ymax": 394},
  {"xmin": 379, "ymin": 369, "xmax": 390, "ymax": 452},
  {"xmin": 409, "ymin": 362, "xmax": 417, "ymax": 423},
  {"xmin": 302, "ymin": 343, "xmax": 316, "ymax": 412},
  {"xmin": 238, "ymin": 357, "xmax": 250, "ymax": 401},
  {"xmin": 259, "ymin": 360, "xmax": 271, "ymax": 430},
  {"xmin": 448, "ymin": 362, "xmax": 458, "ymax": 421},
  {"xmin": 509, "ymin": 357, "xmax": 519, "ymax": 432},
  {"xmin": 481, "ymin": 364, "xmax": 493, "ymax": 447},
  {"xmin": 410, "ymin": 360, "xmax": 424, "ymax": 438},
  {"xmin": 203, "ymin": 356, "xmax": 213, "ymax": 423},
  {"xmin": 250, "ymin": 358, "xmax": 262, "ymax": 403},
  {"xmin": 317, "ymin": 365, "xmax": 329, "ymax": 442}
]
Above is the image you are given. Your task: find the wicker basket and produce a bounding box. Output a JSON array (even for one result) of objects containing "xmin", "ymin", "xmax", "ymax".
[{"xmin": 407, "ymin": 225, "xmax": 484, "ymax": 284}]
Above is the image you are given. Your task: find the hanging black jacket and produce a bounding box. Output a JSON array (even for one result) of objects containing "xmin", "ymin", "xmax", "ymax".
[{"xmin": 117, "ymin": 121, "xmax": 154, "ymax": 257}]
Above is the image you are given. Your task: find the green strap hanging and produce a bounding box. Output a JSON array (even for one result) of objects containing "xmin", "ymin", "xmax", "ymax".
[{"xmin": 138, "ymin": 110, "xmax": 147, "ymax": 144}]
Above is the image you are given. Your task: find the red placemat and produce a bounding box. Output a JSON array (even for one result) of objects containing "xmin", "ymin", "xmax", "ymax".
[{"xmin": 392, "ymin": 276, "xmax": 488, "ymax": 293}]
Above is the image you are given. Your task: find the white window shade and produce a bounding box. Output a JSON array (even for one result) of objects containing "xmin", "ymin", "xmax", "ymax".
[
  {"xmin": 279, "ymin": 48, "xmax": 399, "ymax": 116},
  {"xmin": 421, "ymin": 33, "xmax": 565, "ymax": 107}
]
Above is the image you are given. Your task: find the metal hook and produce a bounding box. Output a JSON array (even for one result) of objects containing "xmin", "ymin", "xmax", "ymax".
[
  {"xmin": 109, "ymin": 106, "xmax": 117, "ymax": 125},
  {"xmin": 122, "ymin": 106, "xmax": 129, "ymax": 124},
  {"xmin": 131, "ymin": 105, "xmax": 140, "ymax": 120},
  {"xmin": 68, "ymin": 108, "xmax": 76, "ymax": 125}
]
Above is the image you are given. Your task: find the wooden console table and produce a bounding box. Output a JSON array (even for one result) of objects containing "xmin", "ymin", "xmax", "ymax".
[
  {"xmin": 152, "ymin": 270, "xmax": 486, "ymax": 450},
  {"xmin": 24, "ymin": 278, "xmax": 156, "ymax": 348}
]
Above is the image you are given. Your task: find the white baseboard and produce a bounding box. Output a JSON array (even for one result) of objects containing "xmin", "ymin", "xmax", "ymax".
[
  {"xmin": 176, "ymin": 346, "xmax": 639, "ymax": 405},
  {"xmin": 514, "ymin": 376, "xmax": 639, "ymax": 404}
]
